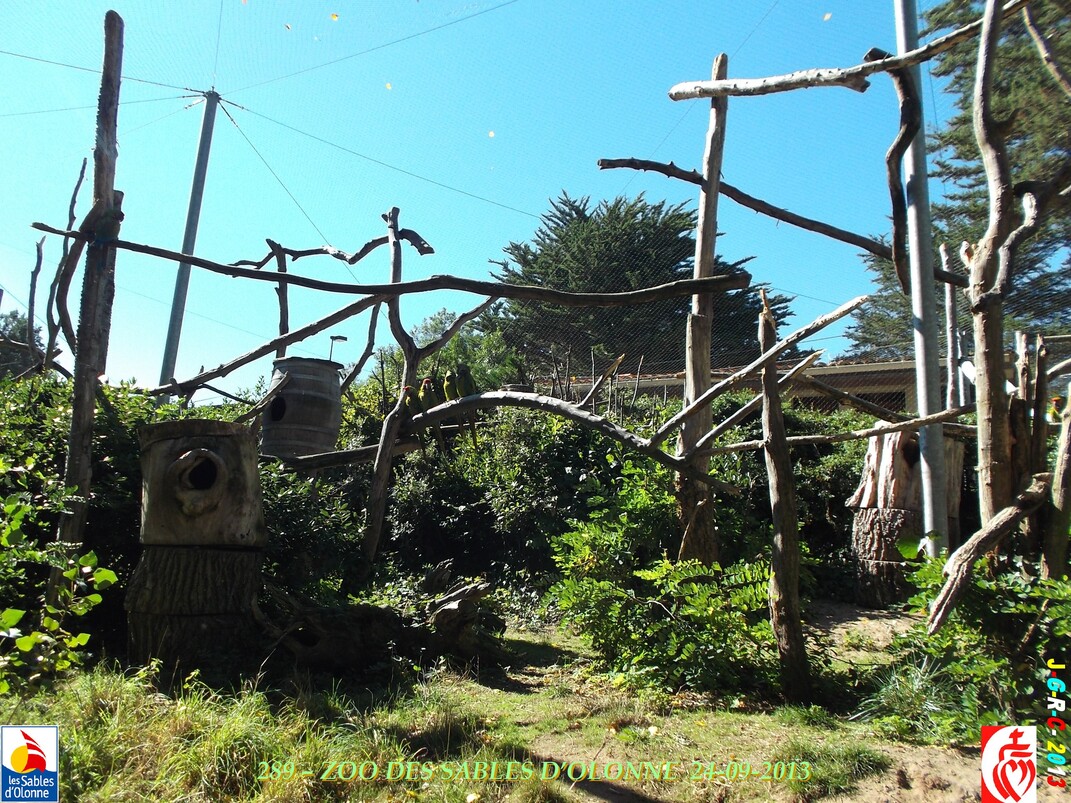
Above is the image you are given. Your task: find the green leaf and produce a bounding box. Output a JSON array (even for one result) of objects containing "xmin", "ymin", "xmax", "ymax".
[
  {"xmin": 78, "ymin": 551, "xmax": 98, "ymax": 568},
  {"xmin": 67, "ymin": 633, "xmax": 90, "ymax": 648},
  {"xmin": 92, "ymin": 568, "xmax": 118, "ymax": 589},
  {"xmin": 0, "ymin": 609, "xmax": 25, "ymax": 628},
  {"xmin": 896, "ymin": 533, "xmax": 923, "ymax": 561},
  {"xmin": 15, "ymin": 634, "xmax": 38, "ymax": 652}
]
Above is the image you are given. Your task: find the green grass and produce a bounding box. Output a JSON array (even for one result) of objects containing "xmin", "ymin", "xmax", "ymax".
[
  {"xmin": 771, "ymin": 738, "xmax": 890, "ymax": 802},
  {"xmin": 1, "ymin": 630, "xmax": 916, "ymax": 802}
]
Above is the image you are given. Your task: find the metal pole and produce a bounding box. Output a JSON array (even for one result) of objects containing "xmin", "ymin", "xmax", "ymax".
[
  {"xmin": 159, "ymin": 91, "xmax": 220, "ymax": 386},
  {"xmin": 895, "ymin": 1, "xmax": 947, "ymax": 556}
]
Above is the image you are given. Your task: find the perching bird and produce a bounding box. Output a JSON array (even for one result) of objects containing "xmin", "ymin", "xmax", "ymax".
[
  {"xmin": 454, "ymin": 364, "xmax": 479, "ymax": 448},
  {"xmin": 401, "ymin": 385, "xmax": 427, "ymax": 453},
  {"xmin": 443, "ymin": 370, "xmax": 459, "ymax": 402},
  {"xmin": 419, "ymin": 377, "xmax": 448, "ymax": 451},
  {"xmin": 1051, "ymin": 395, "xmax": 1067, "ymax": 423}
]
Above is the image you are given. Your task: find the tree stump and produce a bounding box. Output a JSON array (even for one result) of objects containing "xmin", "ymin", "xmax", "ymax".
[
  {"xmin": 126, "ymin": 420, "xmax": 266, "ymax": 685},
  {"xmin": 851, "ymin": 507, "xmax": 918, "ymax": 607},
  {"xmin": 847, "ymin": 430, "xmax": 965, "ymax": 608}
]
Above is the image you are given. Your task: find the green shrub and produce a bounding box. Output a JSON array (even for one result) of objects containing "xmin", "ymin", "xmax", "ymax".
[
  {"xmin": 551, "ymin": 553, "xmax": 777, "ymax": 694},
  {"xmin": 852, "ymin": 556, "xmax": 1071, "ymax": 744}
]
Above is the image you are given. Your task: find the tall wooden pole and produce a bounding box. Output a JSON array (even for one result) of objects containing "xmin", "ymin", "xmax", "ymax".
[
  {"xmin": 759, "ymin": 291, "xmax": 811, "ymax": 702},
  {"xmin": 159, "ymin": 90, "xmax": 220, "ymax": 386},
  {"xmin": 52, "ymin": 11, "xmax": 124, "ymax": 587},
  {"xmin": 677, "ymin": 54, "xmax": 728, "ymax": 565},
  {"xmin": 895, "ymin": 0, "xmax": 947, "ymax": 556}
]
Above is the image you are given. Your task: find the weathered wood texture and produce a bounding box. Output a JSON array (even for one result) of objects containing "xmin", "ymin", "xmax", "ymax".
[
  {"xmin": 32, "ymin": 224, "xmax": 749, "ymax": 308},
  {"xmin": 847, "ymin": 431, "xmax": 965, "ymax": 515},
  {"xmin": 1043, "ymin": 397, "xmax": 1071, "ymax": 579},
  {"xmin": 759, "ymin": 292, "xmax": 811, "ymax": 702},
  {"xmin": 51, "ymin": 12, "xmax": 124, "ymax": 603},
  {"xmin": 139, "ymin": 421, "xmax": 266, "ymax": 548},
  {"xmin": 666, "ymin": 0, "xmax": 1028, "ymax": 99},
  {"xmin": 678, "ymin": 55, "xmax": 729, "ymax": 567},
  {"xmin": 128, "ymin": 420, "xmax": 266, "ymax": 682},
  {"xmin": 852, "ymin": 508, "xmax": 919, "ymax": 607},
  {"xmin": 847, "ymin": 431, "xmax": 965, "ymax": 606},
  {"xmin": 126, "ymin": 547, "xmax": 263, "ymax": 616}
]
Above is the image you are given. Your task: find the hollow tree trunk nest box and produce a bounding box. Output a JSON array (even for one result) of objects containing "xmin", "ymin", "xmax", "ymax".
[
  {"xmin": 259, "ymin": 357, "xmax": 343, "ymax": 459},
  {"xmin": 139, "ymin": 420, "xmax": 266, "ymax": 548}
]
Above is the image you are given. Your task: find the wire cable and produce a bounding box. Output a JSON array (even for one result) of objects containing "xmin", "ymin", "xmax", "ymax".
[
  {"xmin": 212, "ymin": 0, "xmax": 225, "ymax": 89},
  {"xmin": 218, "ymin": 103, "xmax": 346, "ymax": 274},
  {"xmin": 225, "ymin": 0, "xmax": 523, "ymax": 95},
  {"xmin": 0, "ymin": 94, "xmax": 197, "ymax": 118},
  {"xmin": 0, "ymin": 48, "xmax": 197, "ymax": 92},
  {"xmin": 617, "ymin": 0, "xmax": 780, "ymax": 195},
  {"xmin": 227, "ymin": 101, "xmax": 540, "ymax": 219}
]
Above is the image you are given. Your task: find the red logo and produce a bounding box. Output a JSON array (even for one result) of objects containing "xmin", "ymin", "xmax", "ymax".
[{"xmin": 981, "ymin": 726, "xmax": 1037, "ymax": 803}]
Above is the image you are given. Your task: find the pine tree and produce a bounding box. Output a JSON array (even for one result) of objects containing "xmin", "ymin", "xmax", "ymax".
[{"xmin": 482, "ymin": 193, "xmax": 793, "ymax": 379}]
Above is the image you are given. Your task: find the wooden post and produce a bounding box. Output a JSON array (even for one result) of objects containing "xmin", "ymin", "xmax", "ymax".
[
  {"xmin": 269, "ymin": 239, "xmax": 289, "ymax": 358},
  {"xmin": 351, "ymin": 209, "xmax": 420, "ymax": 589},
  {"xmin": 677, "ymin": 53, "xmax": 728, "ymax": 566},
  {"xmin": 941, "ymin": 244, "xmax": 961, "ymax": 410},
  {"xmin": 758, "ymin": 291, "xmax": 810, "ymax": 703},
  {"xmin": 51, "ymin": 11, "xmax": 124, "ymax": 599}
]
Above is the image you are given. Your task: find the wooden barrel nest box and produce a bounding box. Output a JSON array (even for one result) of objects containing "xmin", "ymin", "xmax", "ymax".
[{"xmin": 259, "ymin": 357, "xmax": 343, "ymax": 458}]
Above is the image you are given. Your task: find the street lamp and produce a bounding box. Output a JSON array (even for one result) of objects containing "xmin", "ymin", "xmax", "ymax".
[{"xmin": 329, "ymin": 335, "xmax": 348, "ymax": 362}]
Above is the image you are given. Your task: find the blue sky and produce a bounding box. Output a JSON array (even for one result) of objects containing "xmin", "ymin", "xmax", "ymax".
[{"xmin": 0, "ymin": 1, "xmax": 957, "ymax": 399}]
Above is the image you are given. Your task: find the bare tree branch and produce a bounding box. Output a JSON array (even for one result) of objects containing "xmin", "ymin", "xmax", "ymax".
[
  {"xmin": 579, "ymin": 353, "xmax": 626, "ymax": 409},
  {"xmin": 32, "ymin": 223, "xmax": 751, "ymax": 307},
  {"xmin": 867, "ymin": 47, "xmax": 921, "ymax": 294},
  {"xmin": 150, "ymin": 294, "xmax": 389, "ymax": 396},
  {"xmin": 416, "ymin": 298, "xmax": 498, "ymax": 362},
  {"xmin": 599, "ymin": 157, "xmax": 893, "ymax": 260},
  {"xmin": 667, "ymin": 0, "xmax": 1028, "ymax": 100},
  {"xmin": 928, "ymin": 473, "xmax": 1051, "ymax": 633},
  {"xmin": 412, "ymin": 390, "xmax": 739, "ymax": 495},
  {"xmin": 688, "ymin": 351, "xmax": 824, "ymax": 459},
  {"xmin": 46, "ymin": 157, "xmax": 88, "ymax": 370},
  {"xmin": 703, "ymin": 405, "xmax": 975, "ymax": 455},
  {"xmin": 1023, "ymin": 4, "xmax": 1071, "ymax": 99}
]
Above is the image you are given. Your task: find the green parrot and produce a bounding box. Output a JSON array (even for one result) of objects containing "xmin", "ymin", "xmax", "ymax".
[
  {"xmin": 419, "ymin": 377, "xmax": 448, "ymax": 451},
  {"xmin": 454, "ymin": 364, "xmax": 479, "ymax": 448},
  {"xmin": 401, "ymin": 385, "xmax": 426, "ymax": 453},
  {"xmin": 443, "ymin": 370, "xmax": 459, "ymax": 402}
]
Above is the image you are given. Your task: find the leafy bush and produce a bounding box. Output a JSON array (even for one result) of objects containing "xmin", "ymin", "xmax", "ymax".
[
  {"xmin": 552, "ymin": 556, "xmax": 778, "ymax": 693},
  {"xmin": 386, "ymin": 409, "xmax": 625, "ymax": 579},
  {"xmin": 548, "ymin": 460, "xmax": 778, "ymax": 694},
  {"xmin": 1, "ymin": 487, "xmax": 115, "ymax": 695}
]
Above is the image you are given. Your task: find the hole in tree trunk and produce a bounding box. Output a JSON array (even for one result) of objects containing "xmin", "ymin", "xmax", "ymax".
[{"xmin": 187, "ymin": 457, "xmax": 218, "ymax": 490}]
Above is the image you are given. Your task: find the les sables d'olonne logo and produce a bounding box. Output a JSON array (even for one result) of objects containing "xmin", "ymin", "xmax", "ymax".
[
  {"xmin": 1, "ymin": 726, "xmax": 58, "ymax": 802},
  {"xmin": 982, "ymin": 725, "xmax": 1037, "ymax": 803}
]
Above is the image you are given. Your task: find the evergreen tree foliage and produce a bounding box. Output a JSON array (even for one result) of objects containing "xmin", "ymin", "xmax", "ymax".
[
  {"xmin": 481, "ymin": 193, "xmax": 793, "ymax": 378},
  {"xmin": 846, "ymin": 1, "xmax": 1071, "ymax": 359}
]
